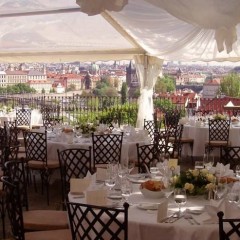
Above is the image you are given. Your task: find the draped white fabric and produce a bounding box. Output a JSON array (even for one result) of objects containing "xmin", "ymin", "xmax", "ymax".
[
  {"xmin": 0, "ymin": 0, "xmax": 238, "ymax": 62},
  {"xmin": 145, "ymin": 0, "xmax": 240, "ymax": 53},
  {"xmin": 134, "ymin": 55, "xmax": 163, "ymax": 128}
]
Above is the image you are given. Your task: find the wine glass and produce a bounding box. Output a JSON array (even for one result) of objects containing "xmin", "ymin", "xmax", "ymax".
[
  {"xmin": 118, "ymin": 163, "xmax": 129, "ymax": 179},
  {"xmin": 121, "ymin": 178, "xmax": 132, "ymax": 203},
  {"xmin": 214, "ymin": 177, "xmax": 228, "ymax": 200},
  {"xmin": 203, "ymin": 154, "xmax": 214, "ymax": 170},
  {"xmin": 235, "ymin": 165, "xmax": 240, "ymax": 178},
  {"xmin": 227, "ymin": 190, "xmax": 240, "ymax": 204},
  {"xmin": 105, "ymin": 163, "xmax": 117, "ymax": 191},
  {"xmin": 128, "ymin": 159, "xmax": 135, "ymax": 174},
  {"xmin": 162, "ymin": 176, "xmax": 174, "ymax": 198},
  {"xmin": 75, "ymin": 129, "xmax": 82, "ymax": 143},
  {"xmin": 174, "ymin": 188, "xmax": 187, "ymax": 217}
]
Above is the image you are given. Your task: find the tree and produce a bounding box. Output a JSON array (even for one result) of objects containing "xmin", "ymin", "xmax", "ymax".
[
  {"xmin": 121, "ymin": 82, "xmax": 128, "ymax": 104},
  {"xmin": 67, "ymin": 84, "xmax": 76, "ymax": 92},
  {"xmin": 41, "ymin": 88, "xmax": 45, "ymax": 94},
  {"xmin": 220, "ymin": 73, "xmax": 240, "ymax": 97},
  {"xmin": 154, "ymin": 75, "xmax": 175, "ymax": 93}
]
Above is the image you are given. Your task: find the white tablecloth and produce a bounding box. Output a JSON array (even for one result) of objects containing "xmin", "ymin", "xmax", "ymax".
[
  {"xmin": 0, "ymin": 109, "xmax": 43, "ymax": 127},
  {"xmin": 182, "ymin": 125, "xmax": 240, "ymax": 157},
  {"xmin": 68, "ymin": 185, "xmax": 220, "ymax": 240},
  {"xmin": 47, "ymin": 134, "xmax": 150, "ymax": 165}
]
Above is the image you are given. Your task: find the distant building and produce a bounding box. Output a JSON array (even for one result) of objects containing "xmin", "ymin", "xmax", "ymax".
[
  {"xmin": 0, "ymin": 71, "xmax": 6, "ymax": 87},
  {"xmin": 202, "ymin": 78, "xmax": 221, "ymax": 99},
  {"xmin": 126, "ymin": 61, "xmax": 139, "ymax": 97}
]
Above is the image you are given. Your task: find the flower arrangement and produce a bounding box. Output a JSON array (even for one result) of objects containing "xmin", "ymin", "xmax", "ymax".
[
  {"xmin": 213, "ymin": 113, "xmax": 227, "ymax": 120},
  {"xmin": 172, "ymin": 169, "xmax": 216, "ymax": 195},
  {"xmin": 78, "ymin": 123, "xmax": 97, "ymax": 135}
]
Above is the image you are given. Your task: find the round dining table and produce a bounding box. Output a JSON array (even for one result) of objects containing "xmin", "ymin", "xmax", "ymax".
[
  {"xmin": 182, "ymin": 124, "xmax": 240, "ymax": 157},
  {"xmin": 68, "ymin": 181, "xmax": 222, "ymax": 240},
  {"xmin": 47, "ymin": 131, "xmax": 151, "ymax": 165}
]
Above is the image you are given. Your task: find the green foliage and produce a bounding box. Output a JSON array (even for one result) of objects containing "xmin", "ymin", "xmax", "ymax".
[
  {"xmin": 121, "ymin": 82, "xmax": 128, "ymax": 104},
  {"xmin": 67, "ymin": 84, "xmax": 76, "ymax": 92},
  {"xmin": 154, "ymin": 75, "xmax": 175, "ymax": 93},
  {"xmin": 41, "ymin": 88, "xmax": 45, "ymax": 94},
  {"xmin": 154, "ymin": 98, "xmax": 174, "ymax": 111},
  {"xmin": 0, "ymin": 83, "xmax": 36, "ymax": 94},
  {"xmin": 220, "ymin": 73, "xmax": 240, "ymax": 97},
  {"xmin": 93, "ymin": 76, "xmax": 118, "ymax": 97}
]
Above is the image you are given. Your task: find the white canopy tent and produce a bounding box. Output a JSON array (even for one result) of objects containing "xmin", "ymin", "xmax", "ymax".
[{"xmin": 0, "ymin": 0, "xmax": 240, "ymax": 126}]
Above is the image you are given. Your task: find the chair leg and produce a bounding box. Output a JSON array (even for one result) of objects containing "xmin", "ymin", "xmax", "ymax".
[{"xmin": 0, "ymin": 199, "xmax": 5, "ymax": 239}]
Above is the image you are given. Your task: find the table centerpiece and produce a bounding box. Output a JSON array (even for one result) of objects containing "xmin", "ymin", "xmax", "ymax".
[{"xmin": 172, "ymin": 168, "xmax": 216, "ymax": 196}]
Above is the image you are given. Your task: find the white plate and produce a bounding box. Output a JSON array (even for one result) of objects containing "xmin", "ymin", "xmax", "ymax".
[
  {"xmin": 107, "ymin": 193, "xmax": 122, "ymax": 200},
  {"xmin": 137, "ymin": 203, "xmax": 159, "ymax": 210},
  {"xmin": 128, "ymin": 174, "xmax": 150, "ymax": 184}
]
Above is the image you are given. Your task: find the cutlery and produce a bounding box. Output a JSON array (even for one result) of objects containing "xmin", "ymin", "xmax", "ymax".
[{"xmin": 184, "ymin": 213, "xmax": 200, "ymax": 225}]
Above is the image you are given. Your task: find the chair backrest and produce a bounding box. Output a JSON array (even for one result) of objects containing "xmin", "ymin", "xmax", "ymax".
[
  {"xmin": 136, "ymin": 143, "xmax": 159, "ymax": 173},
  {"xmin": 164, "ymin": 110, "xmax": 180, "ymax": 131},
  {"xmin": 4, "ymin": 160, "xmax": 29, "ymax": 210},
  {"xmin": 23, "ymin": 131, "xmax": 47, "ymax": 164},
  {"xmin": 143, "ymin": 119, "xmax": 160, "ymax": 143},
  {"xmin": 166, "ymin": 124, "xmax": 183, "ymax": 158},
  {"xmin": 41, "ymin": 104, "xmax": 61, "ymax": 120},
  {"xmin": 16, "ymin": 108, "xmax": 32, "ymax": 127},
  {"xmin": 58, "ymin": 147, "xmax": 92, "ymax": 207},
  {"xmin": 221, "ymin": 146, "xmax": 240, "ymax": 170},
  {"xmin": 4, "ymin": 120, "xmax": 19, "ymax": 146},
  {"xmin": 43, "ymin": 117, "xmax": 62, "ymax": 129},
  {"xmin": 208, "ymin": 119, "xmax": 230, "ymax": 142},
  {"xmin": 217, "ymin": 211, "xmax": 240, "ymax": 240},
  {"xmin": 1, "ymin": 177, "xmax": 25, "ymax": 240},
  {"xmin": 91, "ymin": 132, "xmax": 123, "ymax": 167},
  {"xmin": 0, "ymin": 145, "xmax": 19, "ymax": 172},
  {"xmin": 66, "ymin": 201, "xmax": 129, "ymax": 240},
  {"xmin": 0, "ymin": 126, "xmax": 7, "ymax": 146}
]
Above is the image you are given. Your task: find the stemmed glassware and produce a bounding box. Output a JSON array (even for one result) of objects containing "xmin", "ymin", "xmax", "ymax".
[
  {"xmin": 105, "ymin": 162, "xmax": 117, "ymax": 192},
  {"xmin": 174, "ymin": 188, "xmax": 187, "ymax": 217},
  {"xmin": 203, "ymin": 153, "xmax": 214, "ymax": 170},
  {"xmin": 75, "ymin": 129, "xmax": 82, "ymax": 143},
  {"xmin": 120, "ymin": 178, "xmax": 132, "ymax": 203},
  {"xmin": 213, "ymin": 177, "xmax": 228, "ymax": 200}
]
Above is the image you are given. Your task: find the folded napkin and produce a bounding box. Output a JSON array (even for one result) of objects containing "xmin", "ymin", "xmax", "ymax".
[
  {"xmin": 211, "ymin": 163, "xmax": 234, "ymax": 177},
  {"xmin": 70, "ymin": 178, "xmax": 91, "ymax": 195},
  {"xmin": 204, "ymin": 199, "xmax": 240, "ymax": 224}
]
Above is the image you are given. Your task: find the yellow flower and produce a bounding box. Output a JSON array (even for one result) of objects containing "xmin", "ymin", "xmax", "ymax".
[
  {"xmin": 200, "ymin": 169, "xmax": 208, "ymax": 176},
  {"xmin": 205, "ymin": 183, "xmax": 215, "ymax": 190},
  {"xmin": 206, "ymin": 173, "xmax": 215, "ymax": 183},
  {"xmin": 191, "ymin": 169, "xmax": 200, "ymax": 177},
  {"xmin": 184, "ymin": 183, "xmax": 194, "ymax": 192}
]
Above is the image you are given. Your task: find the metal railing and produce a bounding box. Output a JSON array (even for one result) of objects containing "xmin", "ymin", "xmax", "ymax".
[{"xmin": 0, "ymin": 95, "xmax": 139, "ymax": 126}]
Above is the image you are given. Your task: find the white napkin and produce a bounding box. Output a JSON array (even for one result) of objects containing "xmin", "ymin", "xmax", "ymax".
[
  {"xmin": 212, "ymin": 163, "xmax": 234, "ymax": 177},
  {"xmin": 204, "ymin": 199, "xmax": 240, "ymax": 224}
]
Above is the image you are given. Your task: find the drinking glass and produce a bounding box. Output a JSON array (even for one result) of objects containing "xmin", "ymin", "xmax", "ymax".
[
  {"xmin": 203, "ymin": 154, "xmax": 214, "ymax": 170},
  {"xmin": 118, "ymin": 163, "xmax": 129, "ymax": 179},
  {"xmin": 227, "ymin": 191, "xmax": 240, "ymax": 204},
  {"xmin": 121, "ymin": 178, "xmax": 132, "ymax": 203},
  {"xmin": 105, "ymin": 163, "xmax": 117, "ymax": 191},
  {"xmin": 214, "ymin": 177, "xmax": 228, "ymax": 200},
  {"xmin": 75, "ymin": 129, "xmax": 82, "ymax": 143},
  {"xmin": 174, "ymin": 188, "xmax": 187, "ymax": 216},
  {"xmin": 128, "ymin": 159, "xmax": 135, "ymax": 174},
  {"xmin": 162, "ymin": 177, "xmax": 174, "ymax": 198},
  {"xmin": 236, "ymin": 165, "xmax": 240, "ymax": 178}
]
